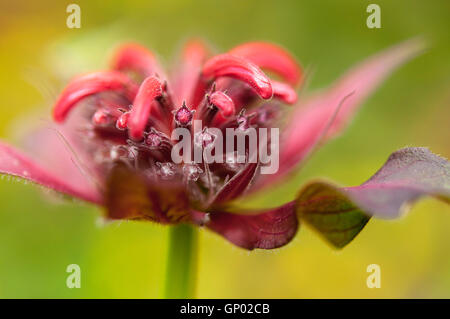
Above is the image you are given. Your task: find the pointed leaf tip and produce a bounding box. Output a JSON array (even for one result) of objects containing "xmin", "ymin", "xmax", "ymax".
[{"xmin": 296, "ymin": 182, "xmax": 371, "ymax": 248}]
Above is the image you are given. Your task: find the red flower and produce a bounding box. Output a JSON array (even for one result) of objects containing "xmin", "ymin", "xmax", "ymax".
[{"xmin": 0, "ymin": 39, "xmax": 448, "ymax": 250}]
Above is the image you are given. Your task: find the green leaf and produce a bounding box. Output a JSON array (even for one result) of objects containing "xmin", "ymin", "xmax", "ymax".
[{"xmin": 296, "ymin": 181, "xmax": 370, "ymax": 248}]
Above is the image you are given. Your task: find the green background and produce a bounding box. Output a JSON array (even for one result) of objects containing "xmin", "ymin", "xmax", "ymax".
[{"xmin": 0, "ymin": 0, "xmax": 449, "ymax": 298}]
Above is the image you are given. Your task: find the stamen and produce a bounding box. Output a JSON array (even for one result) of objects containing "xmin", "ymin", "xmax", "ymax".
[
  {"xmin": 202, "ymin": 54, "xmax": 273, "ymax": 99},
  {"xmin": 145, "ymin": 128, "xmax": 172, "ymax": 152},
  {"xmin": 128, "ymin": 76, "xmax": 163, "ymax": 140},
  {"xmin": 53, "ymin": 71, "xmax": 138, "ymax": 122},
  {"xmin": 116, "ymin": 111, "xmax": 130, "ymax": 130},
  {"xmin": 135, "ymin": 128, "xmax": 174, "ymax": 161},
  {"xmin": 145, "ymin": 129, "xmax": 163, "ymax": 148},
  {"xmin": 174, "ymin": 102, "xmax": 195, "ymax": 127},
  {"xmin": 198, "ymin": 100, "xmax": 217, "ymax": 127},
  {"xmin": 156, "ymin": 162, "xmax": 176, "ymax": 180},
  {"xmin": 183, "ymin": 163, "xmax": 204, "ymax": 182},
  {"xmin": 194, "ymin": 127, "xmax": 216, "ymax": 148},
  {"xmin": 229, "ymin": 42, "xmax": 303, "ymax": 86},
  {"xmin": 237, "ymin": 109, "xmax": 256, "ymax": 131}
]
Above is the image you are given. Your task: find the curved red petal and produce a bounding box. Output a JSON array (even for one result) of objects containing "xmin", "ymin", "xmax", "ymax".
[
  {"xmin": 0, "ymin": 141, "xmax": 102, "ymax": 204},
  {"xmin": 271, "ymin": 80, "xmax": 298, "ymax": 104},
  {"xmin": 53, "ymin": 71, "xmax": 138, "ymax": 122},
  {"xmin": 128, "ymin": 76, "xmax": 163, "ymax": 140},
  {"xmin": 209, "ymin": 91, "xmax": 235, "ymax": 117},
  {"xmin": 111, "ymin": 42, "xmax": 162, "ymax": 78},
  {"xmin": 209, "ymin": 162, "xmax": 259, "ymax": 207},
  {"xmin": 229, "ymin": 42, "xmax": 302, "ymax": 86},
  {"xmin": 192, "ymin": 201, "xmax": 298, "ymax": 250},
  {"xmin": 202, "ymin": 54, "xmax": 273, "ymax": 99}
]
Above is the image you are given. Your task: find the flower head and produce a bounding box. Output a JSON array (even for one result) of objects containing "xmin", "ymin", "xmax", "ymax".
[{"xmin": 0, "ymin": 38, "xmax": 448, "ymax": 250}]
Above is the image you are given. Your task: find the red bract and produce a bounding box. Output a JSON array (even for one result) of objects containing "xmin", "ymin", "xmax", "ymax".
[{"xmin": 1, "ymin": 39, "xmax": 449, "ymax": 250}]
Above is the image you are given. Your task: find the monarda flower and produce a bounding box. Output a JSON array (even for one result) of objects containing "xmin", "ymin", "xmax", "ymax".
[{"xmin": 1, "ymin": 39, "xmax": 449, "ymax": 250}]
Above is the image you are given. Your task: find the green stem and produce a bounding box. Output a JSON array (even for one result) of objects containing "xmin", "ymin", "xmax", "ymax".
[{"xmin": 164, "ymin": 224, "xmax": 198, "ymax": 298}]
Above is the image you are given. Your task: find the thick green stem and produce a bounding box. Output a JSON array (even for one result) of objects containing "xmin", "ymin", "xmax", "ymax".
[{"xmin": 164, "ymin": 224, "xmax": 198, "ymax": 298}]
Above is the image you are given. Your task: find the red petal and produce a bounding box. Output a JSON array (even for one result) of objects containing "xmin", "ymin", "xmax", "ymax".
[
  {"xmin": 128, "ymin": 76, "xmax": 164, "ymax": 140},
  {"xmin": 202, "ymin": 54, "xmax": 273, "ymax": 99},
  {"xmin": 53, "ymin": 71, "xmax": 138, "ymax": 122},
  {"xmin": 111, "ymin": 42, "xmax": 163, "ymax": 78},
  {"xmin": 0, "ymin": 141, "xmax": 102, "ymax": 204},
  {"xmin": 209, "ymin": 161, "xmax": 259, "ymax": 207},
  {"xmin": 172, "ymin": 39, "xmax": 209, "ymax": 107},
  {"xmin": 271, "ymin": 80, "xmax": 298, "ymax": 104},
  {"xmin": 229, "ymin": 42, "xmax": 302, "ymax": 86},
  {"xmin": 24, "ymin": 120, "xmax": 104, "ymax": 194},
  {"xmin": 192, "ymin": 201, "xmax": 298, "ymax": 250}
]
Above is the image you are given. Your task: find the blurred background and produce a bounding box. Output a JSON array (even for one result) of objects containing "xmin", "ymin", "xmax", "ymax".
[{"xmin": 0, "ymin": 0, "xmax": 449, "ymax": 298}]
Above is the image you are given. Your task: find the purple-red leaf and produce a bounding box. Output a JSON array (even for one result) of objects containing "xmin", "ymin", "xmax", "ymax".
[
  {"xmin": 193, "ymin": 201, "xmax": 298, "ymax": 250},
  {"xmin": 296, "ymin": 147, "xmax": 450, "ymax": 248}
]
